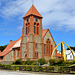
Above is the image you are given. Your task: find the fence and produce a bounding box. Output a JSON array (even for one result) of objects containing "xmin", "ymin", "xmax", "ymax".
[{"xmin": 0, "ymin": 65, "xmax": 75, "ymax": 74}]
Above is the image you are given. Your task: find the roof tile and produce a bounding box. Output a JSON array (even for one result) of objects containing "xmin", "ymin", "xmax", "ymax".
[
  {"xmin": 0, "ymin": 40, "xmax": 17, "ymax": 56},
  {"xmin": 23, "ymin": 5, "xmax": 43, "ymax": 18}
]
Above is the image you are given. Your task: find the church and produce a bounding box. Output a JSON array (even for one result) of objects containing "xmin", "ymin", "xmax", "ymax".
[{"xmin": 0, "ymin": 5, "xmax": 57, "ymax": 64}]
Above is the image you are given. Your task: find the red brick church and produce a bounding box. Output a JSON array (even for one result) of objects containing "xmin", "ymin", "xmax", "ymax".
[{"xmin": 0, "ymin": 5, "xmax": 57, "ymax": 64}]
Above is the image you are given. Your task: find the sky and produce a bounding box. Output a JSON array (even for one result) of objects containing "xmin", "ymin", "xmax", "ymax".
[{"xmin": 0, "ymin": 0, "xmax": 75, "ymax": 50}]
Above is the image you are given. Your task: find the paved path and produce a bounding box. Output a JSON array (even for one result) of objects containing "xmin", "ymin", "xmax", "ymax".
[{"xmin": 0, "ymin": 70, "xmax": 74, "ymax": 75}]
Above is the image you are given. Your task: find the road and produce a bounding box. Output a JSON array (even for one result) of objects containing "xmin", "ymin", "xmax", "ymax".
[{"xmin": 0, "ymin": 70, "xmax": 74, "ymax": 75}]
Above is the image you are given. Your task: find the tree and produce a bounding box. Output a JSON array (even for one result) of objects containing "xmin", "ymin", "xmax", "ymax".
[
  {"xmin": 67, "ymin": 46, "xmax": 75, "ymax": 51},
  {"xmin": 0, "ymin": 45, "xmax": 7, "ymax": 52}
]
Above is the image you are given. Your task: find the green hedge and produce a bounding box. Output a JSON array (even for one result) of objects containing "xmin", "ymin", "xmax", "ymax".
[
  {"xmin": 0, "ymin": 65, "xmax": 72, "ymax": 73},
  {"xmin": 12, "ymin": 59, "xmax": 38, "ymax": 65},
  {"xmin": 38, "ymin": 58, "xmax": 47, "ymax": 65}
]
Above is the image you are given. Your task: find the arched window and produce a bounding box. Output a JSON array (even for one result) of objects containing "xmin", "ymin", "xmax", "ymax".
[
  {"xmin": 26, "ymin": 24, "xmax": 28, "ymax": 34},
  {"xmin": 27, "ymin": 19, "xmax": 29, "ymax": 22},
  {"xmin": 47, "ymin": 41, "xmax": 48, "ymax": 54},
  {"xmin": 46, "ymin": 39, "xmax": 50, "ymax": 55},
  {"xmin": 49, "ymin": 41, "xmax": 50, "ymax": 55},
  {"xmin": 51, "ymin": 45, "xmax": 53, "ymax": 55},
  {"xmin": 34, "ymin": 23, "xmax": 36, "ymax": 34},
  {"xmin": 28, "ymin": 25, "xmax": 29, "ymax": 33},
  {"xmin": 26, "ymin": 23, "xmax": 30, "ymax": 35},
  {"xmin": 44, "ymin": 44, "xmax": 46, "ymax": 55},
  {"xmin": 35, "ymin": 52, "xmax": 38, "ymax": 59},
  {"xmin": 28, "ymin": 23, "xmax": 30, "ymax": 33},
  {"xmin": 37, "ymin": 53, "xmax": 38, "ymax": 58},
  {"xmin": 37, "ymin": 24, "xmax": 39, "ymax": 35}
]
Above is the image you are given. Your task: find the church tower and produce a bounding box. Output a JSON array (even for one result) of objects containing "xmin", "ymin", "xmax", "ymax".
[
  {"xmin": 0, "ymin": 4, "xmax": 57, "ymax": 63},
  {"xmin": 20, "ymin": 5, "xmax": 44, "ymax": 60}
]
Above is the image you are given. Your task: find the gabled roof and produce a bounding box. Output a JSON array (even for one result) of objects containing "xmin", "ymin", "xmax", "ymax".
[
  {"xmin": 0, "ymin": 37, "xmax": 22, "ymax": 57},
  {"xmin": 42, "ymin": 29, "xmax": 48, "ymax": 38},
  {"xmin": 42, "ymin": 29, "xmax": 56, "ymax": 46},
  {"xmin": 0, "ymin": 40, "xmax": 17, "ymax": 56},
  {"xmin": 12, "ymin": 37, "xmax": 21, "ymax": 48},
  {"xmin": 23, "ymin": 5, "xmax": 43, "ymax": 18}
]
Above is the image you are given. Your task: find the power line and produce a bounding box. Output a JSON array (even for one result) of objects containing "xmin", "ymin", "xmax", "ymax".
[{"xmin": 2, "ymin": 0, "xmax": 29, "ymax": 15}]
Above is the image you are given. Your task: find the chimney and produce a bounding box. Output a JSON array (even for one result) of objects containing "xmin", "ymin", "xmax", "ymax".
[{"xmin": 10, "ymin": 40, "xmax": 12, "ymax": 42}]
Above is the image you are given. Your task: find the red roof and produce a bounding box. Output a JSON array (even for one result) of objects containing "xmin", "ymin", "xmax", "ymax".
[
  {"xmin": 0, "ymin": 37, "xmax": 22, "ymax": 56},
  {"xmin": 42, "ymin": 29, "xmax": 48, "ymax": 38},
  {"xmin": 23, "ymin": 5, "xmax": 43, "ymax": 18},
  {"xmin": 0, "ymin": 40, "xmax": 17, "ymax": 56},
  {"xmin": 57, "ymin": 53, "xmax": 61, "ymax": 57},
  {"xmin": 42, "ymin": 29, "xmax": 56, "ymax": 47}
]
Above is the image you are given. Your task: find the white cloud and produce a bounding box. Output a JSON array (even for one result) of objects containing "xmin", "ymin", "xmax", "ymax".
[
  {"xmin": 16, "ymin": 25, "xmax": 22, "ymax": 30},
  {"xmin": 0, "ymin": 0, "xmax": 75, "ymax": 31}
]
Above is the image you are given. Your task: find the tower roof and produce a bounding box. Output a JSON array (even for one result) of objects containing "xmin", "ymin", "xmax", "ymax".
[{"xmin": 23, "ymin": 5, "xmax": 43, "ymax": 18}]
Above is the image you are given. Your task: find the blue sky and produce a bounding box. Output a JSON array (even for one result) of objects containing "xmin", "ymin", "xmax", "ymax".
[{"xmin": 0, "ymin": 0, "xmax": 75, "ymax": 50}]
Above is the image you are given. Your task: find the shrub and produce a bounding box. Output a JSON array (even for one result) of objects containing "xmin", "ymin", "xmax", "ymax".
[
  {"xmin": 72, "ymin": 61, "xmax": 75, "ymax": 64},
  {"xmin": 0, "ymin": 63, "xmax": 2, "ymax": 66},
  {"xmin": 38, "ymin": 58, "xmax": 47, "ymax": 65},
  {"xmin": 12, "ymin": 59, "xmax": 22, "ymax": 65},
  {"xmin": 26, "ymin": 66, "xmax": 32, "ymax": 71},
  {"xmin": 26, "ymin": 58, "xmax": 34, "ymax": 65},
  {"xmin": 57, "ymin": 59, "xmax": 64, "ymax": 65},
  {"xmin": 31, "ymin": 61, "xmax": 38, "ymax": 65},
  {"xmin": 49, "ymin": 59, "xmax": 56, "ymax": 66},
  {"xmin": 62, "ymin": 61, "xmax": 70, "ymax": 66},
  {"xmin": 21, "ymin": 61, "xmax": 27, "ymax": 65},
  {"xmin": 49, "ymin": 59, "xmax": 71, "ymax": 66}
]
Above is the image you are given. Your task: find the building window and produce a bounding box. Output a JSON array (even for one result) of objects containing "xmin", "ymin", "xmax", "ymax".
[
  {"xmin": 36, "ymin": 18, "xmax": 38, "ymax": 22},
  {"xmin": 47, "ymin": 42, "xmax": 48, "ymax": 54},
  {"xmin": 35, "ymin": 52, "xmax": 38, "ymax": 59},
  {"xmin": 51, "ymin": 45, "xmax": 52, "ymax": 55},
  {"xmin": 26, "ymin": 23, "xmax": 30, "ymax": 35},
  {"xmin": 35, "ymin": 44, "xmax": 37, "ymax": 49},
  {"xmin": 49, "ymin": 41, "xmax": 50, "ymax": 55},
  {"xmin": 44, "ymin": 44, "xmax": 46, "ymax": 55},
  {"xmin": 35, "ymin": 53, "xmax": 36, "ymax": 58},
  {"xmin": 37, "ymin": 24, "xmax": 39, "ymax": 35},
  {"xmin": 28, "ymin": 23, "xmax": 30, "ymax": 33},
  {"xmin": 25, "ymin": 18, "xmax": 30, "ymax": 23},
  {"xmin": 26, "ymin": 24, "xmax": 28, "ymax": 34},
  {"xmin": 1, "ymin": 57, "xmax": 3, "ymax": 60},
  {"xmin": 26, "ymin": 27, "xmax": 27, "ymax": 34},
  {"xmin": 37, "ymin": 53, "xmax": 38, "ymax": 58},
  {"xmin": 27, "ymin": 19, "xmax": 29, "ymax": 22},
  {"xmin": 46, "ymin": 39, "xmax": 50, "ymax": 55},
  {"xmin": 70, "ymin": 55, "xmax": 72, "ymax": 58},
  {"xmin": 14, "ymin": 50, "xmax": 15, "ymax": 56},
  {"xmin": 28, "ymin": 25, "xmax": 29, "ymax": 33},
  {"xmin": 66, "ymin": 55, "xmax": 67, "ymax": 58},
  {"xmin": 34, "ymin": 23, "xmax": 36, "ymax": 34}
]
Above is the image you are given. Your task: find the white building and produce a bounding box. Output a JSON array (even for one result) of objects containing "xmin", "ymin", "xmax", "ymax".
[{"xmin": 57, "ymin": 50, "xmax": 75, "ymax": 60}]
